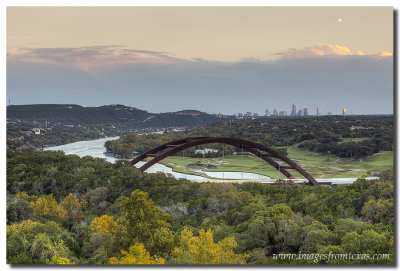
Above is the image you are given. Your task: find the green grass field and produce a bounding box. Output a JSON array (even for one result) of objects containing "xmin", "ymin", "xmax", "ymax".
[
  {"xmin": 340, "ymin": 137, "xmax": 370, "ymax": 143},
  {"xmin": 158, "ymin": 145, "xmax": 393, "ymax": 179}
]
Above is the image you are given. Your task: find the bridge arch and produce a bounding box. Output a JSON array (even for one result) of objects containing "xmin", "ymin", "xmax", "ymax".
[{"xmin": 130, "ymin": 137, "xmax": 320, "ymax": 185}]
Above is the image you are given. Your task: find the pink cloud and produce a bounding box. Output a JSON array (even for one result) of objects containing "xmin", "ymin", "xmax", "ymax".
[
  {"xmin": 7, "ymin": 46, "xmax": 174, "ymax": 73},
  {"xmin": 277, "ymin": 44, "xmax": 392, "ymax": 59},
  {"xmin": 377, "ymin": 50, "xmax": 393, "ymax": 57}
]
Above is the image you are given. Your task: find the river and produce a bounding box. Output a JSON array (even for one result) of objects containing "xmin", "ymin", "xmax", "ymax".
[
  {"xmin": 44, "ymin": 137, "xmax": 212, "ymax": 182},
  {"xmin": 44, "ymin": 137, "xmax": 378, "ymax": 184}
]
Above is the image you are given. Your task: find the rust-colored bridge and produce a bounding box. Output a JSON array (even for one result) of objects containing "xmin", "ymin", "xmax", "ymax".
[{"xmin": 130, "ymin": 137, "xmax": 321, "ymax": 185}]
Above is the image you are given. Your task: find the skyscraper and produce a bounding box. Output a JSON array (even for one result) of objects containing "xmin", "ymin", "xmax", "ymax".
[
  {"xmin": 317, "ymin": 107, "xmax": 322, "ymax": 116},
  {"xmin": 297, "ymin": 109, "xmax": 303, "ymax": 116},
  {"xmin": 304, "ymin": 108, "xmax": 309, "ymax": 116},
  {"xmin": 265, "ymin": 109, "xmax": 271, "ymax": 116},
  {"xmin": 343, "ymin": 108, "xmax": 346, "ymax": 116},
  {"xmin": 291, "ymin": 103, "xmax": 297, "ymax": 116},
  {"xmin": 273, "ymin": 108, "xmax": 279, "ymax": 117}
]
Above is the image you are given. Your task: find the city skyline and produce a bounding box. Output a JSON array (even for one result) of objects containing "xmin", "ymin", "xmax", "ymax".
[
  {"xmin": 7, "ymin": 7, "xmax": 393, "ymax": 115},
  {"xmin": 238, "ymin": 104, "xmax": 358, "ymax": 118}
]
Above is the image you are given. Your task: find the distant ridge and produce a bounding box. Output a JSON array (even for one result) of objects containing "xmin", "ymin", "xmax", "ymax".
[{"xmin": 6, "ymin": 104, "xmax": 226, "ymax": 128}]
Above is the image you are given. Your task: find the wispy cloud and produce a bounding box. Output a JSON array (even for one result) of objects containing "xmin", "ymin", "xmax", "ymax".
[
  {"xmin": 7, "ymin": 46, "xmax": 176, "ymax": 72},
  {"xmin": 7, "ymin": 44, "xmax": 393, "ymax": 74},
  {"xmin": 277, "ymin": 44, "xmax": 391, "ymax": 58}
]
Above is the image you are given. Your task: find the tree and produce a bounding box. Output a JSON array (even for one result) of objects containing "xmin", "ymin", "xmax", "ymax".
[
  {"xmin": 60, "ymin": 193, "xmax": 83, "ymax": 226},
  {"xmin": 91, "ymin": 215, "xmax": 118, "ymax": 234},
  {"xmin": 172, "ymin": 227, "xmax": 247, "ymax": 264},
  {"xmin": 109, "ymin": 243, "xmax": 165, "ymax": 265},
  {"xmin": 333, "ymin": 218, "xmax": 363, "ymax": 239},
  {"xmin": 31, "ymin": 194, "xmax": 68, "ymax": 221},
  {"xmin": 361, "ymin": 198, "xmax": 393, "ymax": 224},
  {"xmin": 15, "ymin": 191, "xmax": 38, "ymax": 203},
  {"xmin": 300, "ymin": 229, "xmax": 338, "ymax": 253},
  {"xmin": 31, "ymin": 233, "xmax": 71, "ymax": 263},
  {"xmin": 81, "ymin": 187, "xmax": 110, "ymax": 212},
  {"xmin": 7, "ymin": 197, "xmax": 34, "ymax": 223},
  {"xmin": 275, "ymin": 218, "xmax": 303, "ymax": 253},
  {"xmin": 342, "ymin": 229, "xmax": 389, "ymax": 255},
  {"xmin": 111, "ymin": 190, "xmax": 170, "ymax": 254},
  {"xmin": 7, "ymin": 218, "xmax": 77, "ymax": 264},
  {"xmin": 148, "ymin": 227, "xmax": 175, "ymax": 257},
  {"xmin": 7, "ymin": 225, "xmax": 31, "ymax": 262}
]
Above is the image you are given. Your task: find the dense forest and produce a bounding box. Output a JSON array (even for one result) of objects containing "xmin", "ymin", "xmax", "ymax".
[
  {"xmin": 7, "ymin": 124, "xmax": 109, "ymax": 149},
  {"xmin": 105, "ymin": 115, "xmax": 393, "ymax": 159},
  {"xmin": 7, "ymin": 141, "xmax": 394, "ymax": 264}
]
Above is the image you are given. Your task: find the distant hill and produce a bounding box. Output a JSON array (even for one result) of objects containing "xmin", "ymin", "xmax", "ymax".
[{"xmin": 6, "ymin": 104, "xmax": 227, "ymax": 128}]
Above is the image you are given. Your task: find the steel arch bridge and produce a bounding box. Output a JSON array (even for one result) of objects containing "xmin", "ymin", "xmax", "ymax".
[{"xmin": 130, "ymin": 137, "xmax": 321, "ymax": 185}]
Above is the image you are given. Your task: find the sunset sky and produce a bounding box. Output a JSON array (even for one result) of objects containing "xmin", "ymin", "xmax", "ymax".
[{"xmin": 7, "ymin": 7, "xmax": 393, "ymax": 115}]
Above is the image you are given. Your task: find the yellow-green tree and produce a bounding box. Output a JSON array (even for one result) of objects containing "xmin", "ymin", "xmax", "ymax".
[
  {"xmin": 111, "ymin": 190, "xmax": 171, "ymax": 254},
  {"xmin": 91, "ymin": 215, "xmax": 118, "ymax": 234},
  {"xmin": 31, "ymin": 194, "xmax": 67, "ymax": 221},
  {"xmin": 15, "ymin": 192, "xmax": 38, "ymax": 203},
  {"xmin": 172, "ymin": 227, "xmax": 247, "ymax": 264},
  {"xmin": 60, "ymin": 193, "xmax": 83, "ymax": 225},
  {"xmin": 109, "ymin": 243, "xmax": 165, "ymax": 265},
  {"xmin": 31, "ymin": 233, "xmax": 71, "ymax": 263}
]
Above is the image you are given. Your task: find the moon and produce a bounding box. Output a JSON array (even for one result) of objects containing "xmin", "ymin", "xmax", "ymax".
[{"xmin": 338, "ymin": 18, "xmax": 343, "ymax": 23}]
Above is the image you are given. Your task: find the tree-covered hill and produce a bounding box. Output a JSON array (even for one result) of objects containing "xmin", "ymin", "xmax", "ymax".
[{"xmin": 7, "ymin": 104, "xmax": 228, "ymax": 128}]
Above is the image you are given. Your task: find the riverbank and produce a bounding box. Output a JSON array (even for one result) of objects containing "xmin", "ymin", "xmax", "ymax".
[{"xmin": 44, "ymin": 137, "xmax": 391, "ymax": 184}]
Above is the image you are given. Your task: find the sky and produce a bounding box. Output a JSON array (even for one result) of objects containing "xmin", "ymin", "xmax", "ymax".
[{"xmin": 6, "ymin": 6, "xmax": 393, "ymax": 115}]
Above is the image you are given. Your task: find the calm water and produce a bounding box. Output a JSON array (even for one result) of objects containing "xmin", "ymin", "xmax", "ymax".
[
  {"xmin": 44, "ymin": 137, "xmax": 377, "ymax": 184},
  {"xmin": 44, "ymin": 137, "xmax": 208, "ymax": 182}
]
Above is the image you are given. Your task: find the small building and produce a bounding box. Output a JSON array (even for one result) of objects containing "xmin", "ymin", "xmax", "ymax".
[
  {"xmin": 350, "ymin": 126, "xmax": 372, "ymax": 131},
  {"xmin": 195, "ymin": 148, "xmax": 219, "ymax": 155},
  {"xmin": 207, "ymin": 164, "xmax": 217, "ymax": 169}
]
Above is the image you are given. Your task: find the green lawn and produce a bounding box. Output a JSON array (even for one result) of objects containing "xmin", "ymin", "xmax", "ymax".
[
  {"xmin": 286, "ymin": 145, "xmax": 393, "ymax": 178},
  {"xmin": 158, "ymin": 145, "xmax": 393, "ymax": 179},
  {"xmin": 340, "ymin": 137, "xmax": 370, "ymax": 143}
]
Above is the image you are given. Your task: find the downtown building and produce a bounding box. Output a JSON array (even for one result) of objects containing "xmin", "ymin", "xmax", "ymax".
[
  {"xmin": 279, "ymin": 111, "xmax": 287, "ymax": 117},
  {"xmin": 291, "ymin": 103, "xmax": 297, "ymax": 116},
  {"xmin": 297, "ymin": 109, "xmax": 303, "ymax": 116}
]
